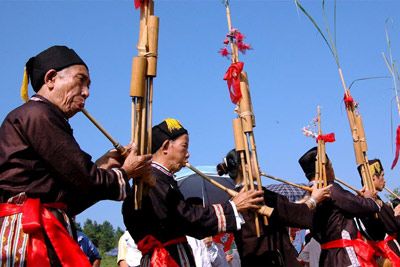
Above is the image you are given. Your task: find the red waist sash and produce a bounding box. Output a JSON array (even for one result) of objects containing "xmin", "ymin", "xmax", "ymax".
[
  {"xmin": 321, "ymin": 236, "xmax": 376, "ymax": 267},
  {"xmin": 369, "ymin": 236, "xmax": 400, "ymax": 267},
  {"xmin": 137, "ymin": 235, "xmax": 187, "ymax": 267},
  {"xmin": 0, "ymin": 198, "xmax": 91, "ymax": 267}
]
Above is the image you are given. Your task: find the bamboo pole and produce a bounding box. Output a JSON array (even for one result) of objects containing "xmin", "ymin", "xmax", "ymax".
[
  {"xmin": 260, "ymin": 172, "xmax": 312, "ymax": 193},
  {"xmin": 81, "ymin": 108, "xmax": 127, "ymax": 156},
  {"xmin": 186, "ymin": 163, "xmax": 274, "ymax": 217},
  {"xmin": 384, "ymin": 187, "xmax": 400, "ymax": 200}
]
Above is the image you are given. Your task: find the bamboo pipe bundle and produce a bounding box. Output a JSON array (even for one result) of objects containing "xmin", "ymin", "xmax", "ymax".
[
  {"xmin": 315, "ymin": 106, "xmax": 328, "ymax": 189},
  {"xmin": 185, "ymin": 163, "xmax": 274, "ymax": 217},
  {"xmin": 338, "ymin": 69, "xmax": 375, "ymax": 194},
  {"xmin": 224, "ymin": 1, "xmax": 267, "ymax": 234},
  {"xmin": 131, "ymin": 0, "xmax": 160, "ymax": 209}
]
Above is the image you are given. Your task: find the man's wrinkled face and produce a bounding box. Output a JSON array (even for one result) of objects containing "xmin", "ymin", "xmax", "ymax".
[
  {"xmin": 373, "ymin": 172, "xmax": 385, "ymax": 192},
  {"xmin": 167, "ymin": 134, "xmax": 190, "ymax": 173},
  {"xmin": 52, "ymin": 65, "xmax": 90, "ymax": 118}
]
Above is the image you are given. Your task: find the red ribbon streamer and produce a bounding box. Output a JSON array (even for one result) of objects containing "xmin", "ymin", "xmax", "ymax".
[
  {"xmin": 344, "ymin": 93, "xmax": 355, "ymax": 108},
  {"xmin": 137, "ymin": 235, "xmax": 187, "ymax": 267},
  {"xmin": 0, "ymin": 199, "xmax": 91, "ymax": 267},
  {"xmin": 223, "ymin": 62, "xmax": 244, "ymax": 104},
  {"xmin": 391, "ymin": 125, "xmax": 400, "ymax": 170},
  {"xmin": 316, "ymin": 133, "xmax": 336, "ymax": 143}
]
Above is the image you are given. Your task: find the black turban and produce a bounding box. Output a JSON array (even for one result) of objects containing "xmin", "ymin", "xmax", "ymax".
[
  {"xmin": 152, "ymin": 118, "xmax": 188, "ymax": 154},
  {"xmin": 26, "ymin": 45, "xmax": 87, "ymax": 92},
  {"xmin": 298, "ymin": 147, "xmax": 330, "ymax": 181}
]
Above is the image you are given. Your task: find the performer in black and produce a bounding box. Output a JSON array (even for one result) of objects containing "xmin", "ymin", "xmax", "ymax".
[
  {"xmin": 0, "ymin": 45, "xmax": 153, "ymax": 266},
  {"xmin": 122, "ymin": 118, "xmax": 264, "ymax": 267},
  {"xmin": 355, "ymin": 159, "xmax": 400, "ymax": 265},
  {"xmin": 299, "ymin": 147, "xmax": 380, "ymax": 267},
  {"xmin": 216, "ymin": 148, "xmax": 331, "ymax": 267}
]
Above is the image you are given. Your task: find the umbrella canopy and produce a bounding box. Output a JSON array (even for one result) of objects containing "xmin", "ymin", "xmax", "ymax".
[
  {"xmin": 266, "ymin": 183, "xmax": 308, "ymax": 202},
  {"xmin": 175, "ymin": 166, "xmax": 235, "ymax": 206}
]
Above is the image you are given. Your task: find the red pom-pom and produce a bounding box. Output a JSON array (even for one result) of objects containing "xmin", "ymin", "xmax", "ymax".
[
  {"xmin": 234, "ymin": 31, "xmax": 244, "ymax": 42},
  {"xmin": 237, "ymin": 42, "xmax": 252, "ymax": 53},
  {"xmin": 219, "ymin": 47, "xmax": 230, "ymax": 57}
]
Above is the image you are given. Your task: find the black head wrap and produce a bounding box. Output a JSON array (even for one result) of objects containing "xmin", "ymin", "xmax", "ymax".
[
  {"xmin": 152, "ymin": 118, "xmax": 188, "ymax": 154},
  {"xmin": 217, "ymin": 149, "xmax": 240, "ymax": 180},
  {"xmin": 298, "ymin": 147, "xmax": 330, "ymax": 181},
  {"xmin": 26, "ymin": 45, "xmax": 87, "ymax": 92}
]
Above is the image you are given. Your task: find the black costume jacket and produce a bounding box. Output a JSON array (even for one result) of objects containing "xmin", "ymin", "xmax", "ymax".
[
  {"xmin": 122, "ymin": 162, "xmax": 238, "ymax": 267},
  {"xmin": 313, "ymin": 183, "xmax": 379, "ymax": 267},
  {"xmin": 0, "ymin": 95, "xmax": 128, "ymax": 213},
  {"xmin": 234, "ymin": 186, "xmax": 313, "ymax": 267},
  {"xmin": 0, "ymin": 95, "xmax": 129, "ymax": 265}
]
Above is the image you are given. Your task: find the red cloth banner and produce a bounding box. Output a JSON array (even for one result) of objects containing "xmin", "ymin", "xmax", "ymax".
[
  {"xmin": 317, "ymin": 133, "xmax": 336, "ymax": 143},
  {"xmin": 223, "ymin": 62, "xmax": 244, "ymax": 104},
  {"xmin": 344, "ymin": 93, "xmax": 355, "ymax": 108}
]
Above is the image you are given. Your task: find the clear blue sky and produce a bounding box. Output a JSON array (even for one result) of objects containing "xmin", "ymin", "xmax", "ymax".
[{"xmin": 1, "ymin": 0, "xmax": 399, "ymax": 229}]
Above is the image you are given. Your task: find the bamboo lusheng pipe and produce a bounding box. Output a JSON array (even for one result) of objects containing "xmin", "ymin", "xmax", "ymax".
[
  {"xmin": 336, "ymin": 178, "xmax": 400, "ymax": 202},
  {"xmin": 339, "ymin": 69, "xmax": 375, "ymax": 194},
  {"xmin": 315, "ymin": 106, "xmax": 328, "ymax": 189},
  {"xmin": 233, "ymin": 118, "xmax": 249, "ymax": 188},
  {"xmin": 185, "ymin": 163, "xmax": 274, "ymax": 217},
  {"xmin": 384, "ymin": 187, "xmax": 400, "ymax": 200},
  {"xmin": 224, "ymin": 0, "xmax": 266, "ymax": 234},
  {"xmin": 131, "ymin": 0, "xmax": 158, "ymax": 210},
  {"xmin": 260, "ymin": 172, "xmax": 312, "ymax": 193},
  {"xmin": 293, "ymin": 2, "xmax": 375, "ymax": 195},
  {"xmin": 81, "ymin": 108, "xmax": 127, "ymax": 156}
]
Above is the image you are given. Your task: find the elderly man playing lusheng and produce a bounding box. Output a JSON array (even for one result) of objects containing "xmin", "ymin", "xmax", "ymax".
[
  {"xmin": 0, "ymin": 45, "xmax": 153, "ymax": 266},
  {"xmin": 123, "ymin": 118, "xmax": 264, "ymax": 267}
]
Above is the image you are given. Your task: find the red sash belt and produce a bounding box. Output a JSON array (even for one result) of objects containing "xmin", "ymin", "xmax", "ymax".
[
  {"xmin": 321, "ymin": 237, "xmax": 376, "ymax": 267},
  {"xmin": 137, "ymin": 235, "xmax": 187, "ymax": 267},
  {"xmin": 370, "ymin": 236, "xmax": 400, "ymax": 267},
  {"xmin": 0, "ymin": 198, "xmax": 91, "ymax": 267}
]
